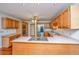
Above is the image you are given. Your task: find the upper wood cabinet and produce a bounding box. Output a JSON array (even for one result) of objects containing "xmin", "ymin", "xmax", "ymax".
[
  {"xmin": 15, "ymin": 21, "xmax": 19, "ymax": 29},
  {"xmin": 50, "ymin": 16, "xmax": 61, "ymax": 29},
  {"xmin": 50, "ymin": 5, "xmax": 79, "ymax": 29},
  {"xmin": 2, "ymin": 17, "xmax": 19, "ymax": 29}
]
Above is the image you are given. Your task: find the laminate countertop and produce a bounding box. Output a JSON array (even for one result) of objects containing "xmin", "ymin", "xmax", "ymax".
[{"xmin": 12, "ymin": 36, "xmax": 79, "ymax": 44}]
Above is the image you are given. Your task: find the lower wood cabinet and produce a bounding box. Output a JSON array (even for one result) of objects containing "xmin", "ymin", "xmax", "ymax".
[
  {"xmin": 2, "ymin": 36, "xmax": 10, "ymax": 48},
  {"xmin": 12, "ymin": 42, "xmax": 79, "ymax": 55},
  {"xmin": 2, "ymin": 35, "xmax": 16, "ymax": 48}
]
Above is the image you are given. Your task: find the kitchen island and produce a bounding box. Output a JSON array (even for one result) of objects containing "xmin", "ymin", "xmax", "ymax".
[{"xmin": 12, "ymin": 36, "xmax": 79, "ymax": 55}]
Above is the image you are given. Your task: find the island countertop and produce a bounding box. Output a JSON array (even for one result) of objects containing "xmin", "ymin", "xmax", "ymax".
[{"xmin": 12, "ymin": 36, "xmax": 79, "ymax": 44}]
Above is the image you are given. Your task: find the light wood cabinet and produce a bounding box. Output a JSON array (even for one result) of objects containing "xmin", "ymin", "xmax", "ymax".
[
  {"xmin": 12, "ymin": 42, "xmax": 79, "ymax": 55},
  {"xmin": 2, "ymin": 34, "xmax": 21, "ymax": 48},
  {"xmin": 50, "ymin": 5, "xmax": 79, "ymax": 29},
  {"xmin": 2, "ymin": 17, "xmax": 19, "ymax": 29},
  {"xmin": 9, "ymin": 19, "xmax": 13, "ymax": 28},
  {"xmin": 50, "ymin": 9, "xmax": 70, "ymax": 29},
  {"xmin": 12, "ymin": 20, "xmax": 15, "ymax": 28},
  {"xmin": 2, "ymin": 35, "xmax": 15, "ymax": 48},
  {"xmin": 2, "ymin": 36, "xmax": 10, "ymax": 48},
  {"xmin": 57, "ymin": 16, "xmax": 61, "ymax": 28},
  {"xmin": 3, "ymin": 18, "xmax": 10, "ymax": 28},
  {"xmin": 22, "ymin": 22, "xmax": 28, "ymax": 36},
  {"xmin": 50, "ymin": 17, "xmax": 60, "ymax": 29},
  {"xmin": 15, "ymin": 21, "xmax": 19, "ymax": 29},
  {"xmin": 63, "ymin": 9, "xmax": 70, "ymax": 28}
]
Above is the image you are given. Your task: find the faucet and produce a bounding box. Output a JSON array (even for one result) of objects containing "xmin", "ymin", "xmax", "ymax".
[{"xmin": 40, "ymin": 26, "xmax": 44, "ymax": 40}]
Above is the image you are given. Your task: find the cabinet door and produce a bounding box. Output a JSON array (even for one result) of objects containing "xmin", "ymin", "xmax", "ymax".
[
  {"xmin": 12, "ymin": 20, "xmax": 15, "ymax": 28},
  {"xmin": 59, "ymin": 14, "xmax": 64, "ymax": 28},
  {"xmin": 2, "ymin": 17, "xmax": 20, "ymax": 29},
  {"xmin": 53, "ymin": 18, "xmax": 58, "ymax": 29},
  {"xmin": 9, "ymin": 19, "xmax": 13, "ymax": 28},
  {"xmin": 59, "ymin": 15, "xmax": 62, "ymax": 28},
  {"xmin": 15, "ymin": 21, "xmax": 19, "ymax": 29},
  {"xmin": 26, "ymin": 23, "xmax": 28, "ymax": 35},
  {"xmin": 57, "ymin": 16, "xmax": 61, "ymax": 28},
  {"xmin": 4, "ymin": 18, "xmax": 13, "ymax": 28},
  {"xmin": 2, "ymin": 36, "xmax": 10, "ymax": 48},
  {"xmin": 5, "ymin": 18, "xmax": 11, "ymax": 28},
  {"xmin": 15, "ymin": 21, "xmax": 17, "ymax": 28},
  {"xmin": 63, "ymin": 10, "xmax": 67, "ymax": 28},
  {"xmin": 14, "ymin": 20, "xmax": 19, "ymax": 29},
  {"xmin": 50, "ymin": 20, "xmax": 53, "ymax": 28},
  {"xmin": 3, "ymin": 18, "xmax": 9, "ymax": 28},
  {"xmin": 63, "ymin": 9, "xmax": 70, "ymax": 28}
]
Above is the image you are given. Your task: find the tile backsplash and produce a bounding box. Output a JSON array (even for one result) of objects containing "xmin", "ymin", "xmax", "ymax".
[
  {"xmin": 52, "ymin": 29, "xmax": 79, "ymax": 35},
  {"xmin": 70, "ymin": 30, "xmax": 79, "ymax": 40},
  {"xmin": 0, "ymin": 29, "xmax": 16, "ymax": 36}
]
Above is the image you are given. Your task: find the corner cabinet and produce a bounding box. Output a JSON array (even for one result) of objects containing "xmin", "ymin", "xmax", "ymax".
[
  {"xmin": 2, "ymin": 17, "xmax": 19, "ymax": 29},
  {"xmin": 50, "ymin": 5, "xmax": 79, "ymax": 29}
]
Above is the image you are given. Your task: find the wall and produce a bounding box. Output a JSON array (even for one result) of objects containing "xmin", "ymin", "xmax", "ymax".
[{"xmin": 71, "ymin": 5, "xmax": 79, "ymax": 29}]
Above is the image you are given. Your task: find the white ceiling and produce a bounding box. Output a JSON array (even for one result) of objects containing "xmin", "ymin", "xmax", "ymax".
[{"xmin": 0, "ymin": 3, "xmax": 72, "ymax": 20}]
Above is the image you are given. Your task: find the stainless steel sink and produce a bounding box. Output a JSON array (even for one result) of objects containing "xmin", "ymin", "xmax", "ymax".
[{"xmin": 28, "ymin": 37, "xmax": 48, "ymax": 41}]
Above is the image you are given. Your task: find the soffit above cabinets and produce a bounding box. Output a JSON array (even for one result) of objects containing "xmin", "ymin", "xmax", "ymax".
[{"xmin": 0, "ymin": 3, "xmax": 72, "ymax": 20}]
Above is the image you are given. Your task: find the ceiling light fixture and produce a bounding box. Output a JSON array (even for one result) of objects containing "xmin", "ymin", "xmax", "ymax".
[{"xmin": 32, "ymin": 16, "xmax": 39, "ymax": 23}]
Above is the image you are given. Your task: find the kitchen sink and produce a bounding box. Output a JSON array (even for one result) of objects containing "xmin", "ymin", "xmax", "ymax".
[{"xmin": 28, "ymin": 37, "xmax": 48, "ymax": 41}]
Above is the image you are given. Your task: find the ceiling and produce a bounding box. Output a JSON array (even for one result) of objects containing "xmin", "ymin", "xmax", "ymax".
[{"xmin": 0, "ymin": 3, "xmax": 72, "ymax": 20}]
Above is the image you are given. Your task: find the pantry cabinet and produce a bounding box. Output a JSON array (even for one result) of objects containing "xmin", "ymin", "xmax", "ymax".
[
  {"xmin": 2, "ymin": 17, "xmax": 19, "ymax": 29},
  {"xmin": 50, "ymin": 5, "xmax": 79, "ymax": 29}
]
